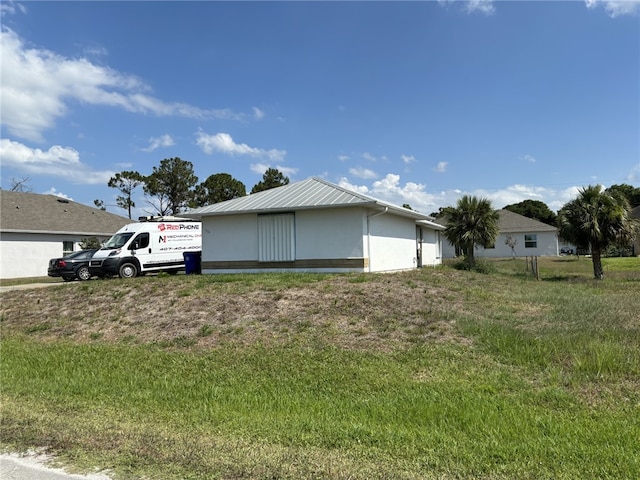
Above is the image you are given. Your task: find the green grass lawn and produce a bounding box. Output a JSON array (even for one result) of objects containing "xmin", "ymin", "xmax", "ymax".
[{"xmin": 1, "ymin": 256, "xmax": 639, "ymax": 479}]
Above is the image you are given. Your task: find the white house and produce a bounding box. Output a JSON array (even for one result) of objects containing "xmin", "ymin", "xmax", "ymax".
[
  {"xmin": 185, "ymin": 177, "xmax": 445, "ymax": 274},
  {"xmin": 1, "ymin": 190, "xmax": 131, "ymax": 279},
  {"xmin": 441, "ymin": 209, "xmax": 559, "ymax": 259}
]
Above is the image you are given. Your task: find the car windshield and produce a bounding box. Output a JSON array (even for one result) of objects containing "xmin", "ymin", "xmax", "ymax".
[{"xmin": 101, "ymin": 232, "xmax": 134, "ymax": 249}]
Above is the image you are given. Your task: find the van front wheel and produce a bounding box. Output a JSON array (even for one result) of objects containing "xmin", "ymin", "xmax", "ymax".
[{"xmin": 119, "ymin": 262, "xmax": 138, "ymax": 279}]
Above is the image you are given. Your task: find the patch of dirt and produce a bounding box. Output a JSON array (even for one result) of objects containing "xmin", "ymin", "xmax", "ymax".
[{"xmin": 0, "ymin": 271, "xmax": 473, "ymax": 352}]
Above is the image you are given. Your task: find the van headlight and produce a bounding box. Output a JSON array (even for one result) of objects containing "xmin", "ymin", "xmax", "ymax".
[{"xmin": 108, "ymin": 249, "xmax": 121, "ymax": 256}]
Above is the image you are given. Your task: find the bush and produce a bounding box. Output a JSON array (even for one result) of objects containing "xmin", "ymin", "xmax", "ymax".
[{"xmin": 453, "ymin": 258, "xmax": 496, "ymax": 274}]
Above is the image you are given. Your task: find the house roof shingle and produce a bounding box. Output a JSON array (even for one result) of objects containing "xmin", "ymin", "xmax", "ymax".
[
  {"xmin": 434, "ymin": 209, "xmax": 558, "ymax": 233},
  {"xmin": 1, "ymin": 190, "xmax": 132, "ymax": 236},
  {"xmin": 497, "ymin": 209, "xmax": 557, "ymax": 233}
]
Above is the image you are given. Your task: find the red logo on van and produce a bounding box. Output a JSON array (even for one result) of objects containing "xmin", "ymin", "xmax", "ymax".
[{"xmin": 158, "ymin": 223, "xmax": 179, "ymax": 231}]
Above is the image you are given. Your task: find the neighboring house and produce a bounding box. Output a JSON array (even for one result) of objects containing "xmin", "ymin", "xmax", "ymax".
[
  {"xmin": 1, "ymin": 190, "xmax": 131, "ymax": 279},
  {"xmin": 440, "ymin": 209, "xmax": 559, "ymax": 259},
  {"xmin": 185, "ymin": 177, "xmax": 445, "ymax": 274}
]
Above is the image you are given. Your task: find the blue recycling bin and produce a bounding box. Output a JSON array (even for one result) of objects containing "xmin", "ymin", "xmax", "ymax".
[{"xmin": 183, "ymin": 251, "xmax": 202, "ymax": 274}]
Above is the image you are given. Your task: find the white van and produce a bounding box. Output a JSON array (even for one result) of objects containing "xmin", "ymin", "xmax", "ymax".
[{"xmin": 89, "ymin": 217, "xmax": 202, "ymax": 278}]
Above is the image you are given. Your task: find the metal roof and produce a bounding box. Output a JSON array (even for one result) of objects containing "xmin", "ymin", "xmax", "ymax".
[
  {"xmin": 185, "ymin": 177, "xmax": 435, "ymax": 221},
  {"xmin": 1, "ymin": 190, "xmax": 132, "ymax": 236}
]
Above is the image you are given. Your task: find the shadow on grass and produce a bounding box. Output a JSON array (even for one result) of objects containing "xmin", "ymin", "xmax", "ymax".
[{"xmin": 543, "ymin": 275, "xmax": 584, "ymax": 282}]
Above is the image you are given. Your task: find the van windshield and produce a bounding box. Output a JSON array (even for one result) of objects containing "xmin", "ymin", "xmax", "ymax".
[{"xmin": 101, "ymin": 232, "xmax": 134, "ymax": 249}]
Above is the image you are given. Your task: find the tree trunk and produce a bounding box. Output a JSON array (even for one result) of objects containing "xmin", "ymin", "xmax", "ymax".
[
  {"xmin": 466, "ymin": 242, "xmax": 475, "ymax": 268},
  {"xmin": 591, "ymin": 248, "xmax": 604, "ymax": 280}
]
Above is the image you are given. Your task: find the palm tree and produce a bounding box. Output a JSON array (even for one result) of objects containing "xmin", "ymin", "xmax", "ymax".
[
  {"xmin": 443, "ymin": 195, "xmax": 499, "ymax": 268},
  {"xmin": 558, "ymin": 185, "xmax": 635, "ymax": 280}
]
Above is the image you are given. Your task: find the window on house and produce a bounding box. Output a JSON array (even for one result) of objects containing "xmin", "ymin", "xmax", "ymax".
[
  {"xmin": 258, "ymin": 213, "xmax": 295, "ymax": 262},
  {"xmin": 524, "ymin": 234, "xmax": 537, "ymax": 248},
  {"xmin": 63, "ymin": 241, "xmax": 74, "ymax": 255}
]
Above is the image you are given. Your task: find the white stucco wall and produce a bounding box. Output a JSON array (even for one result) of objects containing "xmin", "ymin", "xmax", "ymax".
[
  {"xmin": 200, "ymin": 208, "xmax": 443, "ymax": 274},
  {"xmin": 295, "ymin": 208, "xmax": 364, "ymax": 259},
  {"xmin": 201, "ymin": 215, "xmax": 258, "ymax": 261},
  {"xmin": 202, "ymin": 209, "xmax": 367, "ymax": 264},
  {"xmin": 0, "ymin": 232, "xmax": 105, "ymax": 279},
  {"xmin": 367, "ymin": 212, "xmax": 418, "ymax": 272},
  {"xmin": 201, "ymin": 208, "xmax": 368, "ymax": 273},
  {"xmin": 442, "ymin": 231, "xmax": 558, "ymax": 259},
  {"xmin": 482, "ymin": 232, "xmax": 558, "ymax": 257}
]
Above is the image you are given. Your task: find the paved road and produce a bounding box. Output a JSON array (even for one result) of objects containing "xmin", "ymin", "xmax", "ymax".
[{"xmin": 0, "ymin": 453, "xmax": 111, "ymax": 480}]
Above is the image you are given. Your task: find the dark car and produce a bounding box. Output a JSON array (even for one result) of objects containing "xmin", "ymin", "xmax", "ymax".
[{"xmin": 48, "ymin": 249, "xmax": 99, "ymax": 281}]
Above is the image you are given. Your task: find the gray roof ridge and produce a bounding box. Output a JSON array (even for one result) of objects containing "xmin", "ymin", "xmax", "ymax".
[{"xmin": 308, "ymin": 176, "xmax": 378, "ymax": 204}]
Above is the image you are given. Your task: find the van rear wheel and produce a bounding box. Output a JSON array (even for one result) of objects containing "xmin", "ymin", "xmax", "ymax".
[{"xmin": 119, "ymin": 262, "xmax": 138, "ymax": 279}]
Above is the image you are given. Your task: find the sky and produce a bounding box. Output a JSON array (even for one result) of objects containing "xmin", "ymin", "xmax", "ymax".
[{"xmin": 1, "ymin": 0, "xmax": 639, "ymax": 219}]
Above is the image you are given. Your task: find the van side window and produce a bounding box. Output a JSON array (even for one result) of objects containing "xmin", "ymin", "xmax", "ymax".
[{"xmin": 132, "ymin": 232, "xmax": 150, "ymax": 250}]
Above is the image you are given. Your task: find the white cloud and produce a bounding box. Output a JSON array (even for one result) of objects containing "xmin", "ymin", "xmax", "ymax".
[
  {"xmin": 41, "ymin": 187, "xmax": 72, "ymax": 200},
  {"xmin": 337, "ymin": 177, "xmax": 370, "ymax": 195},
  {"xmin": 370, "ymin": 174, "xmax": 438, "ymax": 211},
  {"xmin": 338, "ymin": 173, "xmax": 452, "ymax": 213},
  {"xmin": 250, "ymin": 162, "xmax": 298, "ymax": 177},
  {"xmin": 253, "ymin": 107, "xmax": 265, "ymax": 120},
  {"xmin": 343, "ymin": 173, "xmax": 441, "ymax": 212},
  {"xmin": 362, "ymin": 152, "xmax": 388, "ymax": 162},
  {"xmin": 433, "ymin": 161, "xmax": 448, "ymax": 173},
  {"xmin": 83, "ymin": 45, "xmax": 108, "ymax": 57},
  {"xmin": 627, "ymin": 163, "xmax": 640, "ymax": 182},
  {"xmin": 141, "ymin": 134, "xmax": 175, "ymax": 152},
  {"xmin": 0, "ymin": 1, "xmax": 26, "ymax": 17},
  {"xmin": 585, "ymin": 0, "xmax": 640, "ymax": 17},
  {"xmin": 438, "ymin": 0, "xmax": 495, "ymax": 15},
  {"xmin": 196, "ymin": 132, "xmax": 286, "ymax": 162},
  {"xmin": 401, "ymin": 154, "xmax": 416, "ymax": 164},
  {"xmin": 0, "ymin": 139, "xmax": 113, "ymax": 184},
  {"xmin": 0, "ymin": 28, "xmax": 254, "ymax": 142},
  {"xmin": 338, "ymin": 155, "xmax": 350, "ymax": 162},
  {"xmin": 465, "ymin": 0, "xmax": 495, "ymax": 15},
  {"xmin": 474, "ymin": 184, "xmax": 547, "ymax": 208},
  {"xmin": 335, "ymin": 171, "xmax": 590, "ymax": 215},
  {"xmin": 447, "ymin": 184, "xmax": 582, "ymax": 212},
  {"xmin": 250, "ymin": 162, "xmax": 270, "ymax": 175},
  {"xmin": 277, "ymin": 165, "xmax": 298, "ymax": 177},
  {"xmin": 349, "ymin": 167, "xmax": 378, "ymax": 179},
  {"xmin": 521, "ymin": 154, "xmax": 537, "ymax": 163}
]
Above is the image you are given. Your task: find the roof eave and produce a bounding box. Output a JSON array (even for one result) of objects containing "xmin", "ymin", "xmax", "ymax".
[
  {"xmin": 185, "ymin": 201, "xmax": 434, "ymax": 220},
  {"xmin": 0, "ymin": 228, "xmax": 121, "ymax": 236}
]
